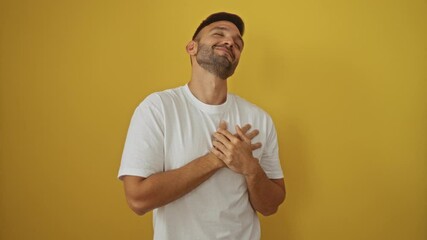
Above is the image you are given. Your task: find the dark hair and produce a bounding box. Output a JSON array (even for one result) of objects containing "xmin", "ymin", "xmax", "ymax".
[{"xmin": 192, "ymin": 12, "xmax": 245, "ymax": 40}]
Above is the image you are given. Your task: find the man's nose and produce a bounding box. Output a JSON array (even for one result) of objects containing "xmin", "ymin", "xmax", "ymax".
[{"xmin": 222, "ymin": 37, "xmax": 234, "ymax": 48}]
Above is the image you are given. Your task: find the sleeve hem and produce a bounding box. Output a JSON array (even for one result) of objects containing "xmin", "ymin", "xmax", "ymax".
[
  {"xmin": 265, "ymin": 172, "xmax": 284, "ymax": 179},
  {"xmin": 117, "ymin": 168, "xmax": 155, "ymax": 180}
]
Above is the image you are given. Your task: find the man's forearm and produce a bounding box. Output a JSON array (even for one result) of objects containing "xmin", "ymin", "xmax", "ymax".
[
  {"xmin": 123, "ymin": 152, "xmax": 223, "ymax": 215},
  {"xmin": 245, "ymin": 163, "xmax": 286, "ymax": 216}
]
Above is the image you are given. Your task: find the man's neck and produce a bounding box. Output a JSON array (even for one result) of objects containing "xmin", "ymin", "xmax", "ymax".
[{"xmin": 188, "ymin": 67, "xmax": 228, "ymax": 105}]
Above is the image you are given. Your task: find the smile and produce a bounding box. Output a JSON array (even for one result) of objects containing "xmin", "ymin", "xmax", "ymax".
[{"xmin": 214, "ymin": 46, "xmax": 234, "ymax": 60}]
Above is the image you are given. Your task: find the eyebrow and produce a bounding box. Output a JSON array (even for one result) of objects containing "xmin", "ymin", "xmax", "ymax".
[{"xmin": 210, "ymin": 26, "xmax": 244, "ymax": 47}]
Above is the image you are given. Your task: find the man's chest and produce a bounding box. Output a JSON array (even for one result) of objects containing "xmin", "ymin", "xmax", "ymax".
[{"xmin": 162, "ymin": 109, "xmax": 264, "ymax": 170}]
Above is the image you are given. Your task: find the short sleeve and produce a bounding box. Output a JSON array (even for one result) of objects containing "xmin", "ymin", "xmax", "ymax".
[
  {"xmin": 118, "ymin": 94, "xmax": 165, "ymax": 180},
  {"xmin": 260, "ymin": 117, "xmax": 284, "ymax": 179}
]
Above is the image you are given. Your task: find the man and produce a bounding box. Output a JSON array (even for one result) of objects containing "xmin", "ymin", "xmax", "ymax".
[{"xmin": 118, "ymin": 12, "xmax": 286, "ymax": 240}]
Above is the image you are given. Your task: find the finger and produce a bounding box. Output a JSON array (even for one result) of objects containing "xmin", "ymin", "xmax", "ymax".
[
  {"xmin": 218, "ymin": 120, "xmax": 227, "ymax": 130},
  {"xmin": 217, "ymin": 128, "xmax": 238, "ymax": 143},
  {"xmin": 239, "ymin": 124, "xmax": 251, "ymax": 135},
  {"xmin": 213, "ymin": 132, "xmax": 234, "ymax": 149},
  {"xmin": 236, "ymin": 125, "xmax": 251, "ymax": 144},
  {"xmin": 210, "ymin": 147, "xmax": 226, "ymax": 161},
  {"xmin": 212, "ymin": 138, "xmax": 228, "ymax": 154},
  {"xmin": 251, "ymin": 142, "xmax": 262, "ymax": 150},
  {"xmin": 233, "ymin": 124, "xmax": 250, "ymax": 140},
  {"xmin": 246, "ymin": 129, "xmax": 259, "ymax": 140}
]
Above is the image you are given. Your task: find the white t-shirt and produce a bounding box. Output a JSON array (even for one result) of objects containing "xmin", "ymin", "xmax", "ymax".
[{"xmin": 118, "ymin": 84, "xmax": 283, "ymax": 240}]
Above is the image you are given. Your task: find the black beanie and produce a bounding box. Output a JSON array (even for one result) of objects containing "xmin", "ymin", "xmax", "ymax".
[{"xmin": 192, "ymin": 12, "xmax": 245, "ymax": 40}]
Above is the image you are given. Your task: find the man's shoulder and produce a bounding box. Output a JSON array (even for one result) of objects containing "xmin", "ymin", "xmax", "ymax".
[
  {"xmin": 147, "ymin": 85, "xmax": 184, "ymax": 99},
  {"xmin": 138, "ymin": 85, "xmax": 185, "ymax": 107}
]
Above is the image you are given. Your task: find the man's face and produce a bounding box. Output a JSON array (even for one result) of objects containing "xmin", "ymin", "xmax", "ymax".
[{"xmin": 194, "ymin": 21, "xmax": 244, "ymax": 79}]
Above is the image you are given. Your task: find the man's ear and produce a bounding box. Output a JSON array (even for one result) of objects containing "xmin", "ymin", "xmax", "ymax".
[{"xmin": 186, "ymin": 40, "xmax": 198, "ymax": 56}]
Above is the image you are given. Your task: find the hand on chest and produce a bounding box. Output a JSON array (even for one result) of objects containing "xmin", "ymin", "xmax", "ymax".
[{"xmin": 163, "ymin": 112, "xmax": 264, "ymax": 169}]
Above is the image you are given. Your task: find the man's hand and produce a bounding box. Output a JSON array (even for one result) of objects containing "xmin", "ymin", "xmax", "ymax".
[
  {"xmin": 217, "ymin": 120, "xmax": 261, "ymax": 150},
  {"xmin": 211, "ymin": 122, "xmax": 260, "ymax": 176}
]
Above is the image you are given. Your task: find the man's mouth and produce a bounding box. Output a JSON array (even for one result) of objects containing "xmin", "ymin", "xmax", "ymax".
[{"xmin": 214, "ymin": 46, "xmax": 234, "ymax": 60}]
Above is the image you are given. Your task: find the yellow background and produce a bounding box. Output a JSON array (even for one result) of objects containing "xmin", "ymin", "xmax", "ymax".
[{"xmin": 1, "ymin": 0, "xmax": 426, "ymax": 239}]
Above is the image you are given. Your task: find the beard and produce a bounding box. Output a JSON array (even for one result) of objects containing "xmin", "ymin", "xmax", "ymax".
[{"xmin": 195, "ymin": 43, "xmax": 238, "ymax": 80}]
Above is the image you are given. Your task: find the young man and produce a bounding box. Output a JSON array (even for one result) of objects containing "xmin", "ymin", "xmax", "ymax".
[{"xmin": 118, "ymin": 12, "xmax": 286, "ymax": 240}]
